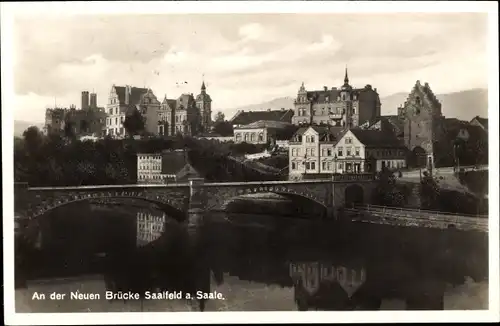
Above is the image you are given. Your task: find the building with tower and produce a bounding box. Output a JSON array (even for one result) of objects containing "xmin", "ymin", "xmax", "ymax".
[
  {"xmin": 44, "ymin": 90, "xmax": 106, "ymax": 137},
  {"xmin": 196, "ymin": 81, "xmax": 212, "ymax": 133},
  {"xmin": 397, "ymin": 80, "xmax": 444, "ymax": 170},
  {"xmin": 292, "ymin": 68, "xmax": 381, "ymax": 128},
  {"xmin": 157, "ymin": 81, "xmax": 212, "ymax": 137}
]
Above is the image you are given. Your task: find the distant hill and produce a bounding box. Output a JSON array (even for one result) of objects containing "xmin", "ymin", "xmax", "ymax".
[
  {"xmin": 379, "ymin": 88, "xmax": 488, "ymax": 120},
  {"xmin": 14, "ymin": 121, "xmax": 44, "ymax": 137},
  {"xmin": 222, "ymin": 88, "xmax": 488, "ymax": 122}
]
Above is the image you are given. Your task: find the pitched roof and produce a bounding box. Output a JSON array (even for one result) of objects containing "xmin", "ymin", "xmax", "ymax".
[
  {"xmin": 471, "ymin": 116, "xmax": 488, "ymax": 130},
  {"xmin": 114, "ymin": 86, "xmax": 149, "ymax": 106},
  {"xmin": 235, "ymin": 120, "xmax": 292, "ymax": 130},
  {"xmin": 230, "ymin": 109, "xmax": 294, "ymax": 125},
  {"xmin": 161, "ymin": 150, "xmax": 191, "ymax": 175},
  {"xmin": 292, "ymin": 125, "xmax": 345, "ymax": 143},
  {"xmin": 369, "ymin": 115, "xmax": 404, "ymax": 137},
  {"xmin": 349, "ymin": 128, "xmax": 405, "ymax": 148}
]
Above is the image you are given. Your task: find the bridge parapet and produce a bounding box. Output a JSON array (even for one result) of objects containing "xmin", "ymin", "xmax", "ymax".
[{"xmin": 347, "ymin": 204, "xmax": 488, "ymax": 232}]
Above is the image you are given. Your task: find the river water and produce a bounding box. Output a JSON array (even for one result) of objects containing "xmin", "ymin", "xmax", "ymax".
[{"xmin": 15, "ymin": 199, "xmax": 489, "ymax": 312}]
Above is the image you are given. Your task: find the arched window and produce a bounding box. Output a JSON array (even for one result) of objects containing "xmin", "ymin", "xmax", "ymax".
[{"xmin": 250, "ymin": 133, "xmax": 256, "ymax": 142}]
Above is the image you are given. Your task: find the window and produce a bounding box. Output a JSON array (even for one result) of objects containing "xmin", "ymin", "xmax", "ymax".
[
  {"xmin": 345, "ymin": 137, "xmax": 352, "ymax": 144},
  {"xmin": 338, "ymin": 163, "xmax": 343, "ymax": 170},
  {"xmin": 347, "ymin": 148, "xmax": 351, "ymax": 156},
  {"xmin": 355, "ymin": 147, "xmax": 360, "ymax": 156},
  {"xmin": 311, "ymin": 162, "xmax": 316, "ymax": 170},
  {"xmin": 327, "ymin": 148, "xmax": 332, "ymax": 156},
  {"xmin": 338, "ymin": 147, "xmax": 343, "ymax": 156},
  {"xmin": 311, "ymin": 149, "xmax": 316, "ymax": 156},
  {"xmin": 115, "ymin": 117, "xmax": 118, "ymax": 125},
  {"xmin": 115, "ymin": 108, "xmax": 119, "ymax": 115},
  {"xmin": 292, "ymin": 162, "xmax": 296, "ymax": 170},
  {"xmin": 327, "ymin": 162, "xmax": 332, "ymax": 170},
  {"xmin": 353, "ymin": 107, "xmax": 356, "ymax": 114},
  {"xmin": 310, "ymin": 136, "xmax": 315, "ymax": 142},
  {"xmin": 306, "ymin": 148, "xmax": 310, "ymax": 156},
  {"xmin": 305, "ymin": 162, "xmax": 310, "ymax": 170},
  {"xmin": 322, "ymin": 162, "xmax": 327, "ymax": 170}
]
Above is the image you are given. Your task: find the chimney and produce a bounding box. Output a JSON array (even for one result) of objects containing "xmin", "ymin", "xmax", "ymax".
[
  {"xmin": 323, "ymin": 86, "xmax": 328, "ymax": 91},
  {"xmin": 125, "ymin": 85, "xmax": 131, "ymax": 105}
]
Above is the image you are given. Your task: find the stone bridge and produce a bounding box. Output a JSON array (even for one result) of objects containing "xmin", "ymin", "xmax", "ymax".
[{"xmin": 14, "ymin": 174, "xmax": 376, "ymax": 226}]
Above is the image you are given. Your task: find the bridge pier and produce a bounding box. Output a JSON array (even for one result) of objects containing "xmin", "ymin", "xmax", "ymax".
[{"xmin": 187, "ymin": 178, "xmax": 206, "ymax": 232}]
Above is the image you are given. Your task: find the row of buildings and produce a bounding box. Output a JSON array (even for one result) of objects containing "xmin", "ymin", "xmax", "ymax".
[{"xmin": 44, "ymin": 82, "xmax": 213, "ymax": 139}]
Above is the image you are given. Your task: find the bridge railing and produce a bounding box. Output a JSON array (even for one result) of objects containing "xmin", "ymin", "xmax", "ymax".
[{"xmin": 355, "ymin": 204, "xmax": 488, "ymax": 219}]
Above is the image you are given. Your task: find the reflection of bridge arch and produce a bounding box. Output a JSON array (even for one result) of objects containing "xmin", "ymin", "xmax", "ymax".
[
  {"xmin": 345, "ymin": 185, "xmax": 364, "ymax": 208},
  {"xmin": 21, "ymin": 191, "xmax": 187, "ymax": 222}
]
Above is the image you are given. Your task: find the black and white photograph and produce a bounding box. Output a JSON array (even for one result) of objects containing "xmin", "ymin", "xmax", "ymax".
[{"xmin": 2, "ymin": 1, "xmax": 499, "ymax": 324}]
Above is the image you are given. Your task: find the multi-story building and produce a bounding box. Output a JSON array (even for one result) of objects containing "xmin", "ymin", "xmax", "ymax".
[
  {"xmin": 137, "ymin": 149, "xmax": 201, "ymax": 184},
  {"xmin": 105, "ymin": 85, "xmax": 161, "ymax": 138},
  {"xmin": 288, "ymin": 125, "xmax": 344, "ymax": 179},
  {"xmin": 334, "ymin": 129, "xmax": 407, "ymax": 173},
  {"xmin": 233, "ymin": 120, "xmax": 293, "ymax": 145},
  {"xmin": 158, "ymin": 82, "xmax": 212, "ymax": 137},
  {"xmin": 288, "ymin": 126, "xmax": 406, "ymax": 179},
  {"xmin": 137, "ymin": 153, "xmax": 164, "ymax": 183},
  {"xmin": 44, "ymin": 91, "xmax": 106, "ymax": 137},
  {"xmin": 292, "ymin": 69, "xmax": 381, "ymax": 128}
]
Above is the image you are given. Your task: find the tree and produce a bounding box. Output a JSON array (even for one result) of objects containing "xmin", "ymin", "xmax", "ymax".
[
  {"xmin": 372, "ymin": 167, "xmax": 406, "ymax": 206},
  {"xmin": 22, "ymin": 126, "xmax": 44, "ymax": 155},
  {"xmin": 212, "ymin": 120, "xmax": 234, "ymax": 137},
  {"xmin": 123, "ymin": 109, "xmax": 145, "ymax": 137},
  {"xmin": 420, "ymin": 171, "xmax": 440, "ymax": 209},
  {"xmin": 214, "ymin": 111, "xmax": 225, "ymax": 123}
]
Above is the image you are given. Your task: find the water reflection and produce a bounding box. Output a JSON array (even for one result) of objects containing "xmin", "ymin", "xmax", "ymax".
[
  {"xmin": 136, "ymin": 213, "xmax": 165, "ymax": 247},
  {"xmin": 15, "ymin": 203, "xmax": 489, "ymax": 312}
]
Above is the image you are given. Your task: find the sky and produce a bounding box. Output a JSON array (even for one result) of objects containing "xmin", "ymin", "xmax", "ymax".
[{"xmin": 11, "ymin": 12, "xmax": 489, "ymax": 123}]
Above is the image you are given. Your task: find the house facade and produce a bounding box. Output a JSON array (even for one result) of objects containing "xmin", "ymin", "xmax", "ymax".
[
  {"xmin": 288, "ymin": 125, "xmax": 344, "ymax": 179},
  {"xmin": 158, "ymin": 82, "xmax": 212, "ymax": 137},
  {"xmin": 233, "ymin": 120, "xmax": 293, "ymax": 145},
  {"xmin": 105, "ymin": 85, "xmax": 161, "ymax": 138},
  {"xmin": 292, "ymin": 69, "xmax": 381, "ymax": 128},
  {"xmin": 288, "ymin": 127, "xmax": 406, "ymax": 180},
  {"xmin": 136, "ymin": 149, "xmax": 201, "ymax": 184}
]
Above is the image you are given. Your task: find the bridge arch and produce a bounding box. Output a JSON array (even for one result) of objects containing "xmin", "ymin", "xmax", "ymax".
[
  {"xmin": 344, "ymin": 184, "xmax": 364, "ymax": 208},
  {"xmin": 204, "ymin": 185, "xmax": 329, "ymax": 214},
  {"xmin": 21, "ymin": 191, "xmax": 187, "ymax": 222}
]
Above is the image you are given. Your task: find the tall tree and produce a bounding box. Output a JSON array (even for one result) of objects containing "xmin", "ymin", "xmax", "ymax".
[
  {"xmin": 214, "ymin": 111, "xmax": 225, "ymax": 123},
  {"xmin": 22, "ymin": 126, "xmax": 44, "ymax": 156},
  {"xmin": 123, "ymin": 109, "xmax": 145, "ymax": 137}
]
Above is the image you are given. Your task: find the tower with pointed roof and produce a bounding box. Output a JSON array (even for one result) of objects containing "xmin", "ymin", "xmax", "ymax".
[
  {"xmin": 196, "ymin": 80, "xmax": 212, "ymax": 132},
  {"xmin": 400, "ymin": 80, "xmax": 443, "ymax": 170}
]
